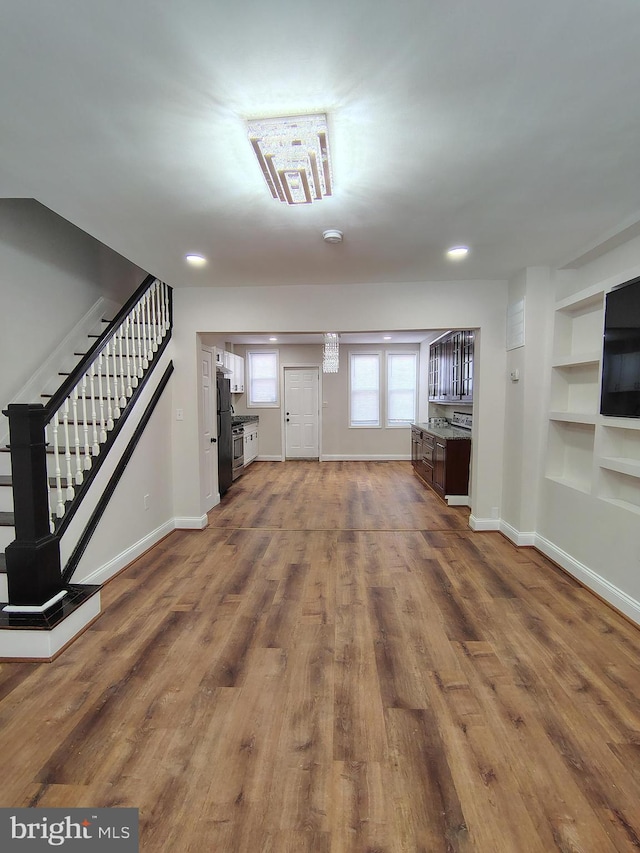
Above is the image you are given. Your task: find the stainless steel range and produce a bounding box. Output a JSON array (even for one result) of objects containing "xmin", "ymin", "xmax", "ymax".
[
  {"xmin": 232, "ymin": 424, "xmax": 244, "ymax": 480},
  {"xmin": 451, "ymin": 411, "xmax": 473, "ymax": 431}
]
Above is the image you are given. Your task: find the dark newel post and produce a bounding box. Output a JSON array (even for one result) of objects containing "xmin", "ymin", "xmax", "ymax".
[{"xmin": 5, "ymin": 404, "xmax": 63, "ymax": 605}]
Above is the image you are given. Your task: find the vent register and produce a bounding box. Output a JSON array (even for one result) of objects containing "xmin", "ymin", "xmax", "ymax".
[{"xmin": 248, "ymin": 114, "xmax": 333, "ymax": 205}]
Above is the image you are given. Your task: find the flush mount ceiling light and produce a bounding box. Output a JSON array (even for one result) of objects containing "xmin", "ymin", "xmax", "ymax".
[
  {"xmin": 322, "ymin": 229, "xmax": 343, "ymax": 244},
  {"xmin": 446, "ymin": 245, "xmax": 470, "ymax": 260},
  {"xmin": 185, "ymin": 253, "xmax": 207, "ymax": 266},
  {"xmin": 248, "ymin": 113, "xmax": 333, "ymax": 205}
]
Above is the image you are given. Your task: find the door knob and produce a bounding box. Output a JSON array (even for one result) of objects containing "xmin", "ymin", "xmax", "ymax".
[{"xmin": 211, "ymin": 437, "xmax": 216, "ymax": 443}]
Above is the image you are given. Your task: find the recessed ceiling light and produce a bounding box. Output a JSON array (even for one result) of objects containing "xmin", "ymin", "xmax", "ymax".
[
  {"xmin": 185, "ymin": 254, "xmax": 207, "ymax": 266},
  {"xmin": 323, "ymin": 229, "xmax": 343, "ymax": 243},
  {"xmin": 269, "ymin": 337, "xmax": 278, "ymax": 342},
  {"xmin": 383, "ymin": 335, "xmax": 392, "ymax": 340},
  {"xmin": 446, "ymin": 245, "xmax": 469, "ymax": 260}
]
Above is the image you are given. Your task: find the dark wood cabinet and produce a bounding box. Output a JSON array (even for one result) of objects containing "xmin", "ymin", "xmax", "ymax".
[
  {"xmin": 429, "ymin": 330, "xmax": 474, "ymax": 403},
  {"xmin": 411, "ymin": 424, "xmax": 471, "ymax": 500}
]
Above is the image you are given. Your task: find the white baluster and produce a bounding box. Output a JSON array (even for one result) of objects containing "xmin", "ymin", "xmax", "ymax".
[
  {"xmin": 145, "ymin": 287, "xmax": 154, "ymax": 362},
  {"xmin": 71, "ymin": 386, "xmax": 83, "ymax": 485},
  {"xmin": 81, "ymin": 373, "xmax": 92, "ymax": 469},
  {"xmin": 163, "ymin": 281, "xmax": 170, "ymax": 333},
  {"xmin": 150, "ymin": 280, "xmax": 159, "ymax": 352},
  {"xmin": 52, "ymin": 412, "xmax": 65, "ymax": 518},
  {"xmin": 89, "ymin": 364, "xmax": 100, "ymax": 455},
  {"xmin": 62, "ymin": 400, "xmax": 74, "ymax": 502},
  {"xmin": 124, "ymin": 315, "xmax": 134, "ymax": 395},
  {"xmin": 105, "ymin": 343, "xmax": 115, "ymax": 430},
  {"xmin": 117, "ymin": 322, "xmax": 127, "ymax": 407},
  {"xmin": 96, "ymin": 352, "xmax": 107, "ymax": 442},
  {"xmin": 45, "ymin": 423, "xmax": 55, "ymax": 532},
  {"xmin": 139, "ymin": 301, "xmax": 149, "ymax": 370}
]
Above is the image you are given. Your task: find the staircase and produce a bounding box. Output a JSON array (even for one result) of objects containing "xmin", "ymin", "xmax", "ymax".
[{"xmin": 0, "ymin": 276, "xmax": 172, "ymax": 658}]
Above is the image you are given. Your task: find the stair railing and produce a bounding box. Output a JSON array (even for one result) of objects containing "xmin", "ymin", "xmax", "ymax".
[
  {"xmin": 44, "ymin": 277, "xmax": 171, "ymax": 529},
  {"xmin": 5, "ymin": 275, "xmax": 172, "ymax": 605}
]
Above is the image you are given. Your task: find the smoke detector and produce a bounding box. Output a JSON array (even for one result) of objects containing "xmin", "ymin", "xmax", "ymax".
[{"xmin": 323, "ymin": 229, "xmax": 343, "ymax": 244}]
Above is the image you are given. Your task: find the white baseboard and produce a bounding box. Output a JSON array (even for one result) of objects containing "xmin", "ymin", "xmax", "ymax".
[
  {"xmin": 174, "ymin": 515, "xmax": 208, "ymax": 529},
  {"xmin": 320, "ymin": 454, "xmax": 411, "ymax": 462},
  {"xmin": 0, "ymin": 593, "xmax": 101, "ymax": 660},
  {"xmin": 499, "ymin": 520, "xmax": 537, "ymax": 547},
  {"xmin": 534, "ymin": 534, "xmax": 640, "ymax": 626},
  {"xmin": 468, "ymin": 515, "xmax": 501, "ymax": 531},
  {"xmin": 71, "ymin": 520, "xmax": 176, "ymax": 586},
  {"xmin": 446, "ymin": 494, "xmax": 470, "ymax": 507},
  {"xmin": 257, "ymin": 455, "xmax": 283, "ymax": 462}
]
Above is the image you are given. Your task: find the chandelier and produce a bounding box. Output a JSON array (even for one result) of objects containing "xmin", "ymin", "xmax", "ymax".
[
  {"xmin": 247, "ymin": 113, "xmax": 333, "ymax": 205},
  {"xmin": 322, "ymin": 333, "xmax": 339, "ymax": 373}
]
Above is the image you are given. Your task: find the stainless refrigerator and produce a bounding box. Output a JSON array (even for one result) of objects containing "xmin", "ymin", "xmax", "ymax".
[{"xmin": 217, "ymin": 376, "xmax": 233, "ymax": 495}]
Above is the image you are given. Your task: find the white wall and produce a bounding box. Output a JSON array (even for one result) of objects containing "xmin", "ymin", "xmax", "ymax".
[
  {"xmin": 171, "ymin": 279, "xmax": 508, "ymax": 526},
  {"xmin": 233, "ymin": 341, "xmax": 419, "ymax": 460},
  {"xmin": 0, "ymin": 199, "xmax": 146, "ymax": 409}
]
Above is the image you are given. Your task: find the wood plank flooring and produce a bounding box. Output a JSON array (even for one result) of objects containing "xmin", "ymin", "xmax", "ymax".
[{"xmin": 1, "ymin": 460, "xmax": 640, "ymax": 851}]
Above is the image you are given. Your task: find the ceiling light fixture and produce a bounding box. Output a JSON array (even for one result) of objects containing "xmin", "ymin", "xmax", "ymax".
[
  {"xmin": 323, "ymin": 229, "xmax": 343, "ymax": 244},
  {"xmin": 322, "ymin": 333, "xmax": 340, "ymax": 373},
  {"xmin": 248, "ymin": 113, "xmax": 333, "ymax": 205},
  {"xmin": 185, "ymin": 253, "xmax": 207, "ymax": 266},
  {"xmin": 446, "ymin": 245, "xmax": 469, "ymax": 259}
]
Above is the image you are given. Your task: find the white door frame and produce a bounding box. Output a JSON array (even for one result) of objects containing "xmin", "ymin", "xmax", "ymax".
[{"xmin": 281, "ymin": 364, "xmax": 322, "ymax": 461}]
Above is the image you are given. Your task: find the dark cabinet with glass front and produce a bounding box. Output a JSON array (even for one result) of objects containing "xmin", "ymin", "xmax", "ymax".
[{"xmin": 428, "ymin": 330, "xmax": 474, "ymax": 403}]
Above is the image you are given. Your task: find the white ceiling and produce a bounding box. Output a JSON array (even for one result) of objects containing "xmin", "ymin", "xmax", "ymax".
[{"xmin": 2, "ymin": 1, "xmax": 640, "ymax": 291}]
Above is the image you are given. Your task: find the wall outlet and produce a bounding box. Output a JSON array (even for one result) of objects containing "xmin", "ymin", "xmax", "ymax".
[
  {"xmin": 176, "ymin": 408, "xmax": 184, "ymax": 421},
  {"xmin": 491, "ymin": 506, "xmax": 500, "ymax": 519},
  {"xmin": 144, "ymin": 494, "xmax": 150, "ymax": 510}
]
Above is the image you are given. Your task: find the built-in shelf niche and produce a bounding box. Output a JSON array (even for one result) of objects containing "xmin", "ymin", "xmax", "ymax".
[
  {"xmin": 552, "ymin": 289, "xmax": 604, "ymax": 362},
  {"xmin": 549, "ymin": 362, "xmax": 601, "ymax": 415},
  {"xmin": 597, "ymin": 468, "xmax": 640, "ymax": 514},
  {"xmin": 598, "ymin": 423, "xmax": 640, "ymax": 480},
  {"xmin": 545, "ymin": 420, "xmax": 595, "ymax": 494}
]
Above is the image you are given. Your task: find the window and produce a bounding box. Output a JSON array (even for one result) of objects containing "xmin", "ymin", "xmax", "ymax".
[
  {"xmin": 349, "ymin": 352, "xmax": 380, "ymax": 427},
  {"xmin": 247, "ymin": 350, "xmax": 279, "ymax": 407},
  {"xmin": 387, "ymin": 352, "xmax": 417, "ymax": 426}
]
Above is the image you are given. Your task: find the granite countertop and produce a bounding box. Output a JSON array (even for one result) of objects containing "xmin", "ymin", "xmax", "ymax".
[
  {"xmin": 232, "ymin": 415, "xmax": 259, "ymax": 425},
  {"xmin": 412, "ymin": 421, "xmax": 471, "ymax": 441}
]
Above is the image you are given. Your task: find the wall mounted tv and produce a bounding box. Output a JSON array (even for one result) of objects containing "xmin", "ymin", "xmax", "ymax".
[{"xmin": 600, "ymin": 275, "xmax": 640, "ymax": 417}]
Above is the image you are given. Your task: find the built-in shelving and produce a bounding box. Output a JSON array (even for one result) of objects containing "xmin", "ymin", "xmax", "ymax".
[
  {"xmin": 547, "ymin": 282, "xmax": 640, "ymax": 512},
  {"xmin": 545, "ymin": 420, "xmax": 595, "ymax": 494}
]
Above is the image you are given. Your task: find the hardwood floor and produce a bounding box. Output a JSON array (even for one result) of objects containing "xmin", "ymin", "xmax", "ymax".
[{"xmin": 1, "ymin": 460, "xmax": 640, "ymax": 851}]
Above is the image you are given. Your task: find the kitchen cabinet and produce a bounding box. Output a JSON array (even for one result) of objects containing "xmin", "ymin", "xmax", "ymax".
[
  {"xmin": 216, "ymin": 349, "xmax": 245, "ymax": 393},
  {"xmin": 230, "ymin": 353, "xmax": 245, "ymax": 394},
  {"xmin": 411, "ymin": 423, "xmax": 471, "ymax": 501},
  {"xmin": 428, "ymin": 330, "xmax": 474, "ymax": 403},
  {"xmin": 243, "ymin": 422, "xmax": 258, "ymax": 465}
]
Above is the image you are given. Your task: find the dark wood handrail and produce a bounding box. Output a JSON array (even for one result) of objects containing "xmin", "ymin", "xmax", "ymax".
[{"xmin": 44, "ymin": 274, "xmax": 159, "ymax": 417}]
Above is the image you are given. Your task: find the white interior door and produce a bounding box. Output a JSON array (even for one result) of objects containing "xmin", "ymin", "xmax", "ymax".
[
  {"xmin": 284, "ymin": 367, "xmax": 319, "ymax": 459},
  {"xmin": 200, "ymin": 345, "xmax": 216, "ymax": 511}
]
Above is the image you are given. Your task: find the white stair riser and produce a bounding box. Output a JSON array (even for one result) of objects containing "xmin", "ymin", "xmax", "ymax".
[
  {"xmin": 0, "ymin": 488, "xmax": 13, "ymax": 513},
  {"xmin": 0, "ymin": 527, "xmax": 15, "ymax": 551}
]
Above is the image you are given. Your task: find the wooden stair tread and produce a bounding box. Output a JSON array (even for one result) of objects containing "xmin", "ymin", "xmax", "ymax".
[
  {"xmin": 0, "ymin": 475, "xmax": 11, "ymax": 487},
  {"xmin": 0, "ymin": 511, "xmax": 14, "ymax": 526}
]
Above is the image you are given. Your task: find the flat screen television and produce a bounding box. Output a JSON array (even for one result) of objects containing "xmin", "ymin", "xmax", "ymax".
[{"xmin": 600, "ymin": 275, "xmax": 640, "ymax": 417}]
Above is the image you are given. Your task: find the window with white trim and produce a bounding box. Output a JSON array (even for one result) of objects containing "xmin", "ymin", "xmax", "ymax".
[
  {"xmin": 349, "ymin": 351, "xmax": 381, "ymax": 427},
  {"xmin": 386, "ymin": 351, "xmax": 417, "ymax": 426},
  {"xmin": 247, "ymin": 350, "xmax": 279, "ymax": 407}
]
